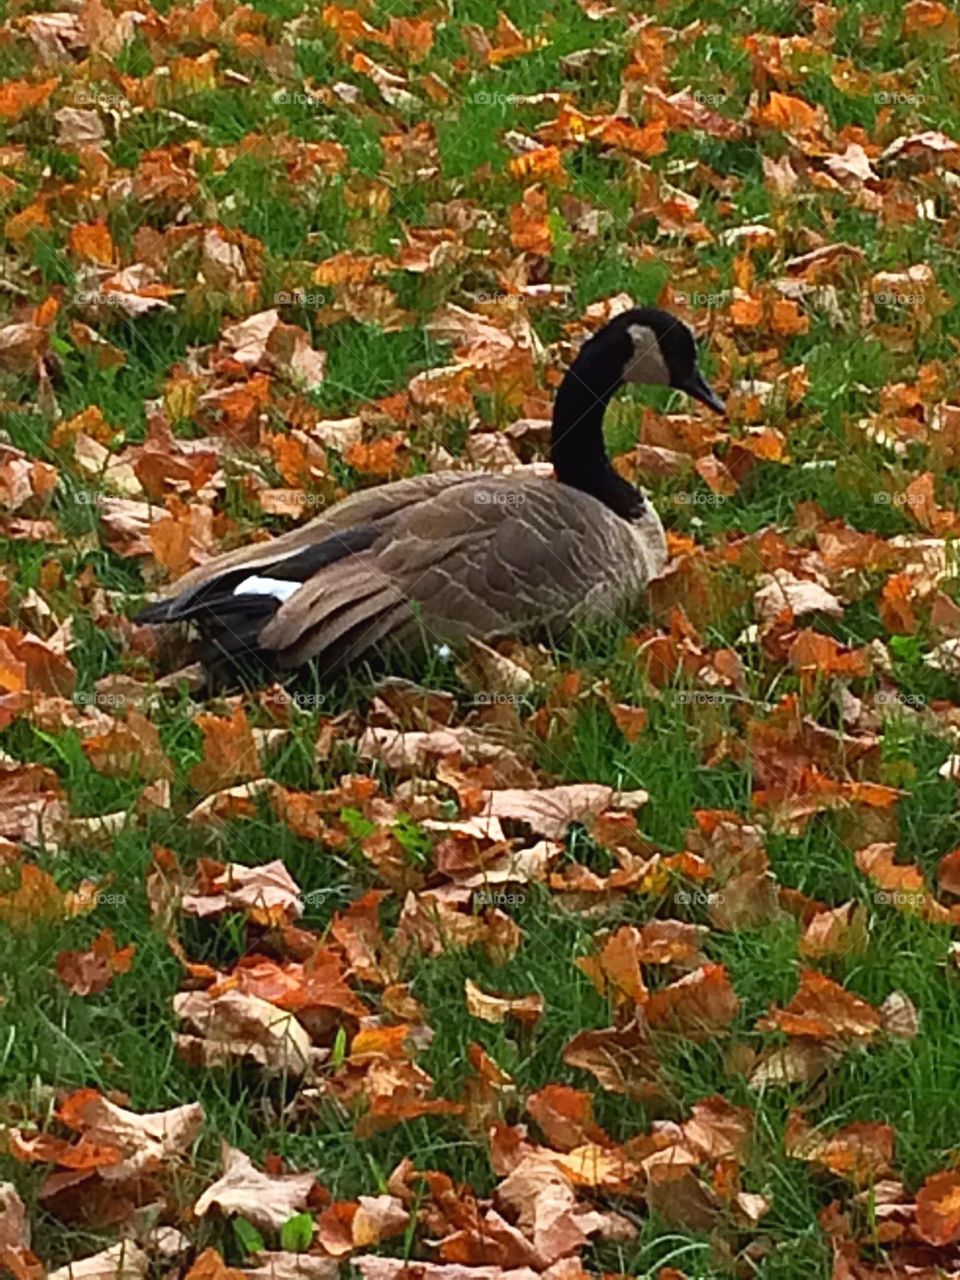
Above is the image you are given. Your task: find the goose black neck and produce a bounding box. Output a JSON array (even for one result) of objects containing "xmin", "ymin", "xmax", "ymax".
[{"xmin": 551, "ymin": 352, "xmax": 642, "ymax": 520}]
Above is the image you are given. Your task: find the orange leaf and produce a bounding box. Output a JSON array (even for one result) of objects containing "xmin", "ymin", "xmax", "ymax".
[
  {"xmin": 770, "ymin": 298, "xmax": 809, "ymax": 336},
  {"xmin": 754, "ymin": 92, "xmax": 818, "ymax": 132},
  {"xmin": 730, "ymin": 295, "xmax": 763, "ymax": 328},
  {"xmin": 507, "ymin": 145, "xmax": 567, "ymax": 184},
  {"xmin": 4, "ymin": 203, "xmax": 51, "ymax": 244},
  {"xmin": 644, "ymin": 963, "xmax": 739, "ymax": 1038},
  {"xmin": 917, "ymin": 1169, "xmax": 960, "ymax": 1245},
  {"xmin": 509, "ymin": 186, "xmax": 553, "ymax": 255},
  {"xmin": 878, "ymin": 573, "xmax": 917, "ymax": 635},
  {"xmin": 184, "ymin": 1250, "xmax": 247, "ymax": 1280},
  {"xmin": 0, "ymin": 79, "xmax": 58, "ymax": 122},
  {"xmin": 598, "ymin": 117, "xmax": 668, "ymax": 157},
  {"xmin": 56, "ymin": 929, "xmax": 136, "ymax": 997},
  {"xmin": 188, "ymin": 705, "xmax": 260, "ymax": 795},
  {"xmin": 610, "ymin": 702, "xmax": 648, "ymax": 742},
  {"xmin": 760, "ymin": 969, "xmax": 881, "ymax": 1042},
  {"xmin": 68, "ymin": 222, "xmax": 115, "ymax": 265}
]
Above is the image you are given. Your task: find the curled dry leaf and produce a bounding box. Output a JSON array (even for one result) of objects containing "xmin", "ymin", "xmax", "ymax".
[
  {"xmin": 174, "ymin": 989, "xmax": 318, "ymax": 1077},
  {"xmin": 478, "ymin": 784, "xmax": 639, "ymax": 840},
  {"xmin": 916, "ymin": 1169, "xmax": 960, "ymax": 1246},
  {"xmin": 194, "ymin": 1145, "xmax": 315, "ymax": 1232},
  {"xmin": 758, "ymin": 970, "xmax": 882, "ymax": 1042},
  {"xmin": 464, "ymin": 978, "xmax": 544, "ymax": 1026},
  {"xmin": 785, "ymin": 1114, "xmax": 894, "ymax": 1184},
  {"xmin": 562, "ymin": 1022, "xmax": 664, "ymax": 1101},
  {"xmin": 55, "ymin": 929, "xmax": 136, "ymax": 996},
  {"xmin": 525, "ymin": 1085, "xmax": 610, "ymax": 1152},
  {"xmin": 644, "ymin": 964, "xmax": 740, "ymax": 1039},
  {"xmin": 181, "ymin": 860, "xmax": 303, "ymax": 922},
  {"xmin": 240, "ymin": 1258, "xmax": 338, "ymax": 1280},
  {"xmin": 47, "ymin": 1242, "xmax": 149, "ymax": 1280}
]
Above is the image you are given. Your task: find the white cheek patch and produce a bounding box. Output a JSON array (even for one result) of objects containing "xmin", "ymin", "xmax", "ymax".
[
  {"xmin": 234, "ymin": 575, "xmax": 301, "ymax": 603},
  {"xmin": 623, "ymin": 324, "xmax": 670, "ymax": 385}
]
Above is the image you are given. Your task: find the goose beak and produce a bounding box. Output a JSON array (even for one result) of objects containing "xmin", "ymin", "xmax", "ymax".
[{"xmin": 680, "ymin": 368, "xmax": 725, "ymax": 413}]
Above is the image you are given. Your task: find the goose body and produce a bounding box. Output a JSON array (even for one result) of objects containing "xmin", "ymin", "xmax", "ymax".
[{"xmin": 137, "ymin": 309, "xmax": 723, "ymax": 678}]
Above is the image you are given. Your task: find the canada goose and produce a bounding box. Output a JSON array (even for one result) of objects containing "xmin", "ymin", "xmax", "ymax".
[{"xmin": 136, "ymin": 309, "xmax": 724, "ymax": 678}]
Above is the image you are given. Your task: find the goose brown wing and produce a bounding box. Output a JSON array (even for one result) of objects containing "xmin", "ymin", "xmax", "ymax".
[
  {"xmin": 260, "ymin": 476, "xmax": 652, "ymax": 671},
  {"xmin": 144, "ymin": 470, "xmax": 475, "ymax": 606}
]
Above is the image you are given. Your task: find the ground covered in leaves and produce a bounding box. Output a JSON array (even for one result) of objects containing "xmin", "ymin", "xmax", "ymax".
[{"xmin": 2, "ymin": 0, "xmax": 960, "ymax": 1277}]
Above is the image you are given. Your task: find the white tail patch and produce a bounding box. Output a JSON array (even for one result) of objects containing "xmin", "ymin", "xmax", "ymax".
[{"xmin": 234, "ymin": 575, "xmax": 301, "ymax": 603}]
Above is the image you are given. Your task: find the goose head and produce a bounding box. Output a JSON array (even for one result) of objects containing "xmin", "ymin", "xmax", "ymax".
[
  {"xmin": 581, "ymin": 307, "xmax": 725, "ymax": 411},
  {"xmin": 551, "ymin": 307, "xmax": 724, "ymax": 521}
]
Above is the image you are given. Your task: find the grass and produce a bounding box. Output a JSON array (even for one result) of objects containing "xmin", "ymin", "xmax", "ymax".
[{"xmin": 1, "ymin": 0, "xmax": 959, "ymax": 1274}]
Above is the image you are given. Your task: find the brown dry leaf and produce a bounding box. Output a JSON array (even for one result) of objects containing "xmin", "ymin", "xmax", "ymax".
[
  {"xmin": 748, "ymin": 1041, "xmax": 838, "ymax": 1088},
  {"xmin": 68, "ymin": 222, "xmax": 115, "ymax": 265},
  {"xmin": 510, "ymin": 187, "xmax": 553, "ymax": 255},
  {"xmin": 194, "ymin": 1145, "xmax": 315, "ymax": 1232},
  {"xmin": 47, "ymin": 1242, "xmax": 148, "ymax": 1280},
  {"xmin": 0, "ymin": 78, "xmax": 59, "ymax": 122},
  {"xmin": 184, "ymin": 1250, "xmax": 246, "ymax": 1280},
  {"xmin": 563, "ymin": 1022, "xmax": 664, "ymax": 1100},
  {"xmin": 799, "ymin": 902, "xmax": 868, "ymax": 958},
  {"xmin": 239, "ymin": 1257, "xmax": 337, "ymax": 1280},
  {"xmin": 355, "ymin": 1263, "xmax": 537, "ymax": 1280},
  {"xmin": 525, "ymin": 1085, "xmax": 610, "ymax": 1151},
  {"xmin": 878, "ymin": 573, "xmax": 917, "ymax": 635},
  {"xmin": 879, "ymin": 990, "xmax": 920, "ymax": 1040},
  {"xmin": 56, "ymin": 929, "xmax": 136, "ymax": 996},
  {"xmin": 940, "ymin": 847, "xmax": 960, "ymax": 895},
  {"xmin": 83, "ymin": 709, "xmax": 172, "ymax": 781},
  {"xmin": 855, "ymin": 842, "xmax": 925, "ymax": 895},
  {"xmin": 576, "ymin": 926, "xmax": 647, "ymax": 1006},
  {"xmin": 753, "ymin": 92, "xmax": 820, "ymax": 133},
  {"xmin": 189, "ymin": 706, "xmax": 261, "ymax": 794},
  {"xmin": 180, "ymin": 860, "xmax": 303, "ymax": 922},
  {"xmin": 479, "ymin": 784, "xmax": 636, "ymax": 839},
  {"xmin": 464, "ymin": 978, "xmax": 544, "ymax": 1026},
  {"xmin": 785, "ymin": 1115, "xmax": 894, "ymax": 1184},
  {"xmin": 754, "ymin": 572, "xmax": 843, "ymax": 624},
  {"xmin": 759, "ymin": 970, "xmax": 882, "ymax": 1042},
  {"xmin": 174, "ymin": 988, "xmax": 318, "ymax": 1076},
  {"xmin": 644, "ymin": 964, "xmax": 740, "ymax": 1039},
  {"xmin": 682, "ymin": 1095, "xmax": 753, "ymax": 1162},
  {"xmin": 916, "ymin": 1169, "xmax": 960, "ymax": 1245}
]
